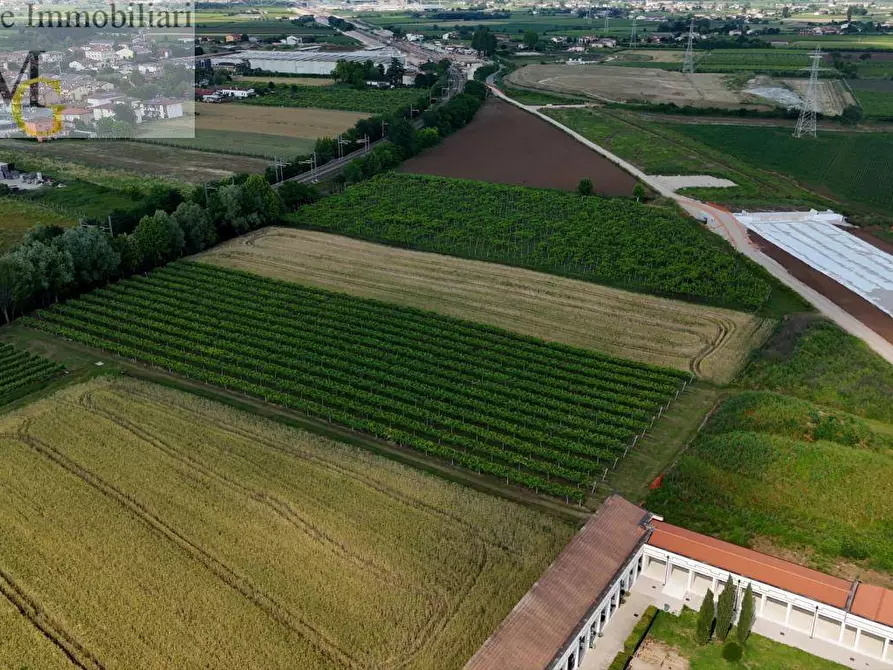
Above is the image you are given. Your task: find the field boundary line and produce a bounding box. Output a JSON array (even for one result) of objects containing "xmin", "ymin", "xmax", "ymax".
[
  {"xmin": 0, "ymin": 565, "xmax": 105, "ymax": 670},
  {"xmin": 14, "ymin": 426, "xmax": 364, "ymax": 670}
]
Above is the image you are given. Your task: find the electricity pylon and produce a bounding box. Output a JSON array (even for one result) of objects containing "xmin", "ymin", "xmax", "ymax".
[
  {"xmin": 629, "ymin": 17, "xmax": 637, "ymax": 48},
  {"xmin": 682, "ymin": 18, "xmax": 696, "ymax": 74},
  {"xmin": 794, "ymin": 48, "xmax": 823, "ymax": 138}
]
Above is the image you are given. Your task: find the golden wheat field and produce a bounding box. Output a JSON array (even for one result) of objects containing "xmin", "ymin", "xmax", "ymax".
[
  {"xmin": 0, "ymin": 377, "xmax": 573, "ymax": 670},
  {"xmin": 200, "ymin": 228, "xmax": 774, "ymax": 383}
]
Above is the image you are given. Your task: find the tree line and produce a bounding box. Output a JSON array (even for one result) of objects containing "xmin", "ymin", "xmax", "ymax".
[
  {"xmin": 0, "ymin": 175, "xmax": 282, "ymax": 324},
  {"xmin": 0, "ymin": 76, "xmax": 490, "ymax": 326}
]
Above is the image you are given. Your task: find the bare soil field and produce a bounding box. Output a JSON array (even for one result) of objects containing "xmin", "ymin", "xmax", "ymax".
[
  {"xmin": 234, "ymin": 76, "xmax": 335, "ymax": 86},
  {"xmin": 750, "ymin": 231, "xmax": 893, "ymax": 344},
  {"xmin": 620, "ymin": 50, "xmax": 685, "ymax": 63},
  {"xmin": 200, "ymin": 228, "xmax": 773, "ymax": 383},
  {"xmin": 0, "ymin": 377, "xmax": 571, "ymax": 670},
  {"xmin": 401, "ymin": 100, "xmax": 636, "ymax": 194},
  {"xmin": 782, "ymin": 78, "xmax": 855, "ymax": 116},
  {"xmin": 0, "ymin": 139, "xmax": 270, "ymax": 183},
  {"xmin": 506, "ymin": 64, "xmax": 769, "ymax": 109},
  {"xmin": 196, "ymin": 102, "xmax": 366, "ymax": 138}
]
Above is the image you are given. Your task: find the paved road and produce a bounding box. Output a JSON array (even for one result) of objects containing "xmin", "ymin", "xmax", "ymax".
[{"xmin": 488, "ymin": 84, "xmax": 893, "ymax": 367}]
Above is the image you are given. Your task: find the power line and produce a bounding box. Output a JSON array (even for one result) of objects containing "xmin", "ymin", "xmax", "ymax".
[
  {"xmin": 794, "ymin": 48, "xmax": 823, "ymax": 139},
  {"xmin": 682, "ymin": 17, "xmax": 696, "ymax": 74}
]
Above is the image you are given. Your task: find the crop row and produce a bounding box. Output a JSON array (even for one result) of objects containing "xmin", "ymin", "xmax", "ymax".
[
  {"xmin": 30, "ymin": 263, "xmax": 686, "ymax": 501},
  {"xmin": 0, "ymin": 343, "xmax": 64, "ymax": 399},
  {"xmin": 287, "ymin": 173, "xmax": 772, "ymax": 311}
]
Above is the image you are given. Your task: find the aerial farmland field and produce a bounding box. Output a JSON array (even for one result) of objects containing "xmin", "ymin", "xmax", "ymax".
[
  {"xmin": 201, "ymin": 228, "xmax": 773, "ymax": 383},
  {"xmin": 0, "ymin": 377, "xmax": 573, "ymax": 669},
  {"xmin": 288, "ymin": 173, "xmax": 771, "ymax": 311},
  {"xmin": 28, "ymin": 261, "xmax": 690, "ymax": 503},
  {"xmin": 401, "ymin": 100, "xmax": 636, "ymax": 194}
]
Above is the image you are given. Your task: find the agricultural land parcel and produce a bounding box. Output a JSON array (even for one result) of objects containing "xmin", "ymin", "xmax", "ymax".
[
  {"xmin": 288, "ymin": 173, "xmax": 773, "ymax": 312},
  {"xmin": 241, "ymin": 84, "xmax": 426, "ymax": 115},
  {"xmin": 0, "ymin": 139, "xmax": 270, "ymax": 184},
  {"xmin": 649, "ymin": 318, "xmax": 893, "ymax": 581},
  {"xmin": 0, "ymin": 376, "xmax": 573, "ymax": 670},
  {"xmin": 400, "ymin": 100, "xmax": 635, "ymax": 194},
  {"xmin": 542, "ymin": 107, "xmax": 893, "ymax": 224},
  {"xmin": 506, "ymin": 65, "xmax": 768, "ymax": 109},
  {"xmin": 200, "ymin": 228, "xmax": 772, "ymax": 384},
  {"xmin": 139, "ymin": 103, "xmax": 367, "ymax": 158},
  {"xmin": 29, "ymin": 261, "xmax": 689, "ymax": 503}
]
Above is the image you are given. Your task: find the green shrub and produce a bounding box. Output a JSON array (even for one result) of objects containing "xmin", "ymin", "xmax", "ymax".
[{"xmin": 722, "ymin": 641, "xmax": 743, "ymax": 662}]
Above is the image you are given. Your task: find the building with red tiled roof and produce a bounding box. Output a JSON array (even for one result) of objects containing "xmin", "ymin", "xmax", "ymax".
[
  {"xmin": 463, "ymin": 498, "xmax": 893, "ymax": 670},
  {"xmin": 647, "ymin": 521, "xmax": 853, "ymax": 609},
  {"xmin": 464, "ymin": 495, "xmax": 649, "ymax": 670}
]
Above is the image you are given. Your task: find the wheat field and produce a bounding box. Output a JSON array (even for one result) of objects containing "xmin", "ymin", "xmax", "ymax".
[
  {"xmin": 200, "ymin": 228, "xmax": 773, "ymax": 383},
  {"xmin": 0, "ymin": 377, "xmax": 573, "ymax": 670}
]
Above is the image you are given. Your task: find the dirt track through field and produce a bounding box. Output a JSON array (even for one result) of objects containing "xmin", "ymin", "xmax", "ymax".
[{"xmin": 200, "ymin": 228, "xmax": 772, "ymax": 383}]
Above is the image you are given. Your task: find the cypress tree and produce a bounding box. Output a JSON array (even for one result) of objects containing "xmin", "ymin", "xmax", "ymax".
[
  {"xmin": 715, "ymin": 578, "xmax": 736, "ymax": 642},
  {"xmin": 737, "ymin": 583, "xmax": 755, "ymax": 646},
  {"xmin": 696, "ymin": 588, "xmax": 715, "ymax": 645}
]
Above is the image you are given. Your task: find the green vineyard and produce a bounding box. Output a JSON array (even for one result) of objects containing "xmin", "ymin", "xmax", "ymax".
[
  {"xmin": 0, "ymin": 343, "xmax": 64, "ymax": 399},
  {"xmin": 287, "ymin": 174, "xmax": 771, "ymax": 311},
  {"xmin": 28, "ymin": 262, "xmax": 688, "ymax": 502}
]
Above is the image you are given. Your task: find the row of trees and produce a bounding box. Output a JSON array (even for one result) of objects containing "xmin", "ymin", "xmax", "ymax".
[
  {"xmin": 696, "ymin": 580, "xmax": 755, "ymax": 653},
  {"xmin": 342, "ymin": 80, "xmax": 488, "ymax": 184},
  {"xmin": 0, "ymin": 176, "xmax": 282, "ymax": 324},
  {"xmin": 331, "ymin": 57, "xmax": 406, "ymax": 89}
]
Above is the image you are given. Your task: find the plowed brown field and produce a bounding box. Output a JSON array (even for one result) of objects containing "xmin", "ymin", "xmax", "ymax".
[{"xmin": 400, "ymin": 100, "xmax": 637, "ymax": 194}]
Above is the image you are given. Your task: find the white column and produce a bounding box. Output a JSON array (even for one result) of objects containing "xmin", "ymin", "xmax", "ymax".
[
  {"xmin": 838, "ymin": 620, "xmax": 847, "ymax": 645},
  {"xmin": 664, "ymin": 559, "xmax": 672, "ymax": 585},
  {"xmin": 854, "ymin": 628, "xmax": 862, "ymax": 650},
  {"xmin": 686, "ymin": 569, "xmax": 694, "ymax": 593},
  {"xmin": 784, "ymin": 603, "xmax": 792, "ymax": 626},
  {"xmin": 760, "ymin": 593, "xmax": 767, "ymax": 616},
  {"xmin": 810, "ymin": 607, "xmax": 819, "ymax": 639},
  {"xmin": 882, "ymin": 637, "xmax": 889, "ymax": 661},
  {"xmin": 712, "ymin": 575, "xmax": 718, "ymax": 594}
]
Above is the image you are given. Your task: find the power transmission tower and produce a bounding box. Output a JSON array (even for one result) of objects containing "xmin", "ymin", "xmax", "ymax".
[
  {"xmin": 604, "ymin": 13, "xmax": 609, "ymax": 33},
  {"xmin": 794, "ymin": 48, "xmax": 823, "ymax": 138},
  {"xmin": 682, "ymin": 18, "xmax": 696, "ymax": 74},
  {"xmin": 629, "ymin": 17, "xmax": 637, "ymax": 48}
]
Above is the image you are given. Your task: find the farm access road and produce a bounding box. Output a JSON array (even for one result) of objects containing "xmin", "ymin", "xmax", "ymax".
[{"xmin": 487, "ymin": 85, "xmax": 893, "ymax": 367}]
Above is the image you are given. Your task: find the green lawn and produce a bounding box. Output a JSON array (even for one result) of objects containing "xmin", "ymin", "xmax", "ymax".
[{"xmin": 647, "ymin": 608, "xmax": 848, "ymax": 669}]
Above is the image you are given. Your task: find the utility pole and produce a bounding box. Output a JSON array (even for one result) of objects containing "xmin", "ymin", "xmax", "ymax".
[
  {"xmin": 794, "ymin": 48, "xmax": 823, "ymax": 138},
  {"xmin": 604, "ymin": 13, "xmax": 609, "ymax": 34},
  {"xmin": 381, "ymin": 119, "xmax": 388, "ymax": 138},
  {"xmin": 629, "ymin": 16, "xmax": 637, "ymax": 48},
  {"xmin": 682, "ymin": 17, "xmax": 696, "ymax": 74},
  {"xmin": 299, "ymin": 152, "xmax": 317, "ymax": 179}
]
